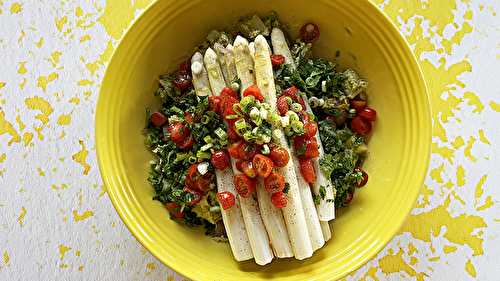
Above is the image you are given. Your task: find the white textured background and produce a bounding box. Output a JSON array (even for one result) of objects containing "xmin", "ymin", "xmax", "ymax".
[{"xmin": 1, "ymin": 0, "xmax": 499, "ymax": 280}]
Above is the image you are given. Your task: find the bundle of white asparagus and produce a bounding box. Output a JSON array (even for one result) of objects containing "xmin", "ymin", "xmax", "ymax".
[{"xmin": 190, "ymin": 28, "xmax": 335, "ymax": 265}]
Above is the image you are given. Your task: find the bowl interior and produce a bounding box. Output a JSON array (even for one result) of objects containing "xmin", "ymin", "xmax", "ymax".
[{"xmin": 96, "ymin": 0, "xmax": 431, "ymax": 280}]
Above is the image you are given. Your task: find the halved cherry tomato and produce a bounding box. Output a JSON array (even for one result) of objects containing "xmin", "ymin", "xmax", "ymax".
[
  {"xmin": 299, "ymin": 158, "xmax": 316, "ymax": 183},
  {"xmin": 168, "ymin": 121, "xmax": 188, "ymax": 144},
  {"xmin": 179, "ymin": 62, "xmax": 191, "ymax": 73},
  {"xmin": 227, "ymin": 122, "xmax": 241, "ymax": 141},
  {"xmin": 239, "ymin": 142, "xmax": 259, "ymax": 161},
  {"xmin": 211, "ymin": 149, "xmax": 230, "ymax": 170},
  {"xmin": 223, "ymin": 103, "xmax": 241, "ymax": 124},
  {"xmin": 186, "ymin": 163, "xmax": 199, "ymax": 182},
  {"xmin": 166, "ymin": 202, "xmax": 184, "ymax": 218},
  {"xmin": 350, "ymin": 100, "xmax": 367, "ymax": 113},
  {"xmin": 302, "ymin": 121, "xmax": 318, "ymax": 139},
  {"xmin": 150, "ymin": 110, "xmax": 168, "ymax": 127},
  {"xmin": 344, "ymin": 191, "xmax": 353, "ymax": 204},
  {"xmin": 185, "ymin": 111, "xmax": 201, "ymax": 125},
  {"xmin": 354, "ymin": 168, "xmax": 369, "ymax": 187},
  {"xmin": 271, "ymin": 192, "xmax": 287, "ymax": 208},
  {"xmin": 294, "ymin": 137, "xmax": 319, "ymax": 159},
  {"xmin": 243, "ymin": 85, "xmax": 264, "ymax": 102},
  {"xmin": 358, "ymin": 106, "xmax": 377, "ymax": 121},
  {"xmin": 264, "ymin": 172, "xmax": 285, "ymax": 194},
  {"xmin": 217, "ymin": 191, "xmax": 236, "ymax": 210},
  {"xmin": 351, "ymin": 116, "xmax": 372, "ymax": 136},
  {"xmin": 228, "ymin": 140, "xmax": 245, "ymax": 159},
  {"xmin": 208, "ymin": 96, "xmax": 222, "ymax": 114},
  {"xmin": 269, "ymin": 146, "xmax": 290, "ymax": 167},
  {"xmin": 220, "ymin": 96, "xmax": 240, "ymax": 114},
  {"xmin": 220, "ymin": 86, "xmax": 239, "ymax": 99},
  {"xmin": 177, "ymin": 133, "xmax": 195, "ymax": 150},
  {"xmin": 252, "ymin": 154, "xmax": 274, "ymax": 178},
  {"xmin": 281, "ymin": 87, "xmax": 306, "ymax": 110},
  {"xmin": 196, "ymin": 172, "xmax": 216, "ymax": 192},
  {"xmin": 171, "ymin": 68, "xmax": 191, "ymax": 90},
  {"xmin": 183, "ymin": 185, "xmax": 203, "ymax": 206},
  {"xmin": 239, "ymin": 160, "xmax": 257, "ymax": 178},
  {"xmin": 270, "ymin": 54, "xmax": 285, "ymax": 66},
  {"xmin": 300, "ymin": 23, "xmax": 320, "ymax": 43},
  {"xmin": 234, "ymin": 174, "xmax": 256, "ymax": 198},
  {"xmin": 276, "ymin": 95, "xmax": 289, "ymax": 116}
]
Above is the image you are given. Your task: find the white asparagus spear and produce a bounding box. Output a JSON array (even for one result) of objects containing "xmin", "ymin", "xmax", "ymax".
[
  {"xmin": 254, "ymin": 35, "xmax": 313, "ymax": 260},
  {"xmin": 320, "ymin": 220, "xmax": 332, "ymax": 242},
  {"xmin": 215, "ymin": 166, "xmax": 254, "ymax": 261},
  {"xmin": 191, "ymin": 52, "xmax": 212, "ymax": 97},
  {"xmin": 231, "ymin": 160, "xmax": 274, "ymax": 265},
  {"xmin": 255, "ymin": 177, "xmax": 294, "ymax": 258},
  {"xmin": 302, "ymin": 94, "xmax": 336, "ymax": 221},
  {"xmin": 271, "ymin": 27, "xmax": 297, "ymax": 71},
  {"xmin": 232, "ymin": 37, "xmax": 293, "ymax": 260},
  {"xmin": 204, "ymin": 47, "xmax": 227, "ymax": 96},
  {"xmin": 213, "ymin": 42, "xmax": 231, "ymax": 85},
  {"xmin": 225, "ymin": 44, "xmax": 238, "ymax": 83},
  {"xmin": 291, "ymin": 155, "xmax": 325, "ymax": 252},
  {"xmin": 233, "ymin": 36, "xmax": 256, "ymax": 94}
]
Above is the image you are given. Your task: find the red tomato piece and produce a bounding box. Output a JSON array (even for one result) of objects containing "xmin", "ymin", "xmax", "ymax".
[
  {"xmin": 183, "ymin": 185, "xmax": 203, "ymax": 206},
  {"xmin": 234, "ymin": 174, "xmax": 256, "ymax": 198},
  {"xmin": 166, "ymin": 202, "xmax": 184, "ymax": 218},
  {"xmin": 270, "ymin": 54, "xmax": 286, "ymax": 66},
  {"xmin": 211, "ymin": 149, "xmax": 230, "ymax": 170},
  {"xmin": 150, "ymin": 110, "xmax": 168, "ymax": 127},
  {"xmin": 177, "ymin": 133, "xmax": 195, "ymax": 150},
  {"xmin": 220, "ymin": 96, "xmax": 240, "ymax": 114},
  {"xmin": 252, "ymin": 154, "xmax": 274, "ymax": 178},
  {"xmin": 240, "ymin": 160, "xmax": 257, "ymax": 178},
  {"xmin": 351, "ymin": 116, "xmax": 372, "ymax": 136},
  {"xmin": 168, "ymin": 121, "xmax": 188, "ymax": 144},
  {"xmin": 358, "ymin": 106, "xmax": 377, "ymax": 121},
  {"xmin": 281, "ymin": 87, "xmax": 306, "ymax": 110},
  {"xmin": 264, "ymin": 172, "xmax": 285, "ymax": 194},
  {"xmin": 276, "ymin": 95, "xmax": 289, "ymax": 116},
  {"xmin": 227, "ymin": 140, "xmax": 245, "ymax": 159},
  {"xmin": 220, "ymin": 86, "xmax": 239, "ymax": 99},
  {"xmin": 302, "ymin": 121, "xmax": 318, "ymax": 139},
  {"xmin": 239, "ymin": 142, "xmax": 259, "ymax": 161},
  {"xmin": 171, "ymin": 68, "xmax": 192, "ymax": 90},
  {"xmin": 227, "ymin": 122, "xmax": 241, "ymax": 141},
  {"xmin": 208, "ymin": 96, "xmax": 222, "ymax": 114},
  {"xmin": 354, "ymin": 168, "xmax": 369, "ymax": 187},
  {"xmin": 243, "ymin": 85, "xmax": 264, "ymax": 102},
  {"xmin": 196, "ymin": 172, "xmax": 216, "ymax": 192},
  {"xmin": 300, "ymin": 23, "xmax": 320, "ymax": 43},
  {"xmin": 350, "ymin": 100, "xmax": 367, "ymax": 113},
  {"xmin": 344, "ymin": 191, "xmax": 353, "ymax": 204},
  {"xmin": 179, "ymin": 62, "xmax": 191, "ymax": 73},
  {"xmin": 217, "ymin": 191, "xmax": 236, "ymax": 210},
  {"xmin": 299, "ymin": 158, "xmax": 316, "ymax": 183},
  {"xmin": 269, "ymin": 146, "xmax": 290, "ymax": 167},
  {"xmin": 294, "ymin": 137, "xmax": 319, "ymax": 159},
  {"xmin": 223, "ymin": 103, "xmax": 242, "ymax": 124},
  {"xmin": 271, "ymin": 192, "xmax": 287, "ymax": 208}
]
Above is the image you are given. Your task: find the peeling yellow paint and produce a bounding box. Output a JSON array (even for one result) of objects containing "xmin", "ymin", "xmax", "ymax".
[
  {"xmin": 72, "ymin": 140, "xmax": 90, "ymax": 175},
  {"xmin": 10, "ymin": 2, "xmax": 23, "ymax": 14},
  {"xmin": 400, "ymin": 196, "xmax": 486, "ymax": 256},
  {"xmin": 75, "ymin": 6, "xmax": 83, "ymax": 17},
  {"xmin": 99, "ymin": 185, "xmax": 106, "ymax": 198},
  {"xmin": 464, "ymin": 92, "xmax": 484, "ymax": 113},
  {"xmin": 451, "ymin": 136, "xmax": 464, "ymax": 149},
  {"xmin": 430, "ymin": 163, "xmax": 445, "ymax": 183},
  {"xmin": 37, "ymin": 167, "xmax": 45, "ymax": 176},
  {"xmin": 20, "ymin": 78, "xmax": 26, "ymax": 89},
  {"xmin": 18, "ymin": 61, "xmax": 27, "ymax": 74},
  {"xmin": 474, "ymin": 174, "xmax": 487, "ymax": 203},
  {"xmin": 25, "ymin": 96, "xmax": 53, "ymax": 140},
  {"xmin": 73, "ymin": 209, "xmax": 93, "ymax": 221},
  {"xmin": 464, "ymin": 136, "xmax": 478, "ymax": 162},
  {"xmin": 69, "ymin": 95, "xmax": 80, "ymax": 105},
  {"xmin": 378, "ymin": 248, "xmax": 428, "ymax": 281},
  {"xmin": 408, "ymin": 243, "xmax": 418, "ymax": 255},
  {"xmin": 477, "ymin": 196, "xmax": 494, "ymax": 211},
  {"xmin": 490, "ymin": 101, "xmax": 500, "ymax": 112},
  {"xmin": 3, "ymin": 251, "xmax": 9, "ymax": 265},
  {"xmin": 478, "ymin": 129, "xmax": 490, "ymax": 145},
  {"xmin": 0, "ymin": 110, "xmax": 21, "ymax": 145},
  {"xmin": 35, "ymin": 37, "xmax": 43, "ymax": 48},
  {"xmin": 55, "ymin": 16, "xmax": 68, "ymax": 32},
  {"xmin": 465, "ymin": 259, "xmax": 476, "ymax": 277},
  {"xmin": 57, "ymin": 112, "xmax": 72, "ymax": 125},
  {"xmin": 16, "ymin": 115, "xmax": 25, "ymax": 131},
  {"xmin": 456, "ymin": 165, "xmax": 465, "ymax": 186},
  {"xmin": 37, "ymin": 72, "xmax": 59, "ymax": 92},
  {"xmin": 18, "ymin": 206, "xmax": 26, "ymax": 227},
  {"xmin": 409, "ymin": 256, "xmax": 418, "ymax": 266},
  {"xmin": 59, "ymin": 245, "xmax": 71, "ymax": 260},
  {"xmin": 443, "ymin": 245, "xmax": 457, "ymax": 254},
  {"xmin": 0, "ymin": 153, "xmax": 5, "ymax": 163},
  {"xmin": 80, "ymin": 35, "xmax": 91, "ymax": 42},
  {"xmin": 97, "ymin": 0, "xmax": 152, "ymax": 40},
  {"xmin": 77, "ymin": 79, "xmax": 94, "ymax": 86}
]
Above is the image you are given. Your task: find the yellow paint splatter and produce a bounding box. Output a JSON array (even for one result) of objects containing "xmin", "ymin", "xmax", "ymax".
[
  {"xmin": 409, "ymin": 256, "xmax": 418, "ymax": 266},
  {"xmin": 77, "ymin": 79, "xmax": 94, "ymax": 86},
  {"xmin": 16, "ymin": 115, "xmax": 25, "ymax": 131},
  {"xmin": 0, "ymin": 111, "xmax": 21, "ymax": 145},
  {"xmin": 429, "ymin": 257, "xmax": 440, "ymax": 262},
  {"xmin": 73, "ymin": 209, "xmax": 94, "ymax": 221},
  {"xmin": 20, "ymin": 78, "xmax": 26, "ymax": 89},
  {"xmin": 85, "ymin": 40, "xmax": 115, "ymax": 76},
  {"xmin": 451, "ymin": 136, "xmax": 464, "ymax": 149},
  {"xmin": 456, "ymin": 165, "xmax": 465, "ymax": 186},
  {"xmin": 3, "ymin": 252, "xmax": 9, "ymax": 265},
  {"xmin": 444, "ymin": 245, "xmax": 457, "ymax": 254},
  {"xmin": 80, "ymin": 35, "xmax": 91, "ymax": 42},
  {"xmin": 99, "ymin": 185, "xmax": 106, "ymax": 198},
  {"xmin": 0, "ymin": 82, "xmax": 5, "ymax": 89},
  {"xmin": 408, "ymin": 243, "xmax": 418, "ymax": 255},
  {"xmin": 37, "ymin": 167, "xmax": 45, "ymax": 176},
  {"xmin": 490, "ymin": 101, "xmax": 500, "ymax": 112},
  {"xmin": 37, "ymin": 72, "xmax": 58, "ymax": 92},
  {"xmin": 478, "ymin": 130, "xmax": 490, "ymax": 145},
  {"xmin": 52, "ymin": 184, "xmax": 67, "ymax": 190},
  {"xmin": 430, "ymin": 163, "xmax": 445, "ymax": 183},
  {"xmin": 474, "ymin": 174, "xmax": 487, "ymax": 203},
  {"xmin": 465, "ymin": 259, "xmax": 477, "ymax": 277},
  {"xmin": 477, "ymin": 196, "xmax": 494, "ymax": 211},
  {"xmin": 378, "ymin": 248, "xmax": 428, "ymax": 281},
  {"xmin": 55, "ymin": 16, "xmax": 68, "ymax": 32},
  {"xmin": 10, "ymin": 2, "xmax": 23, "ymax": 14},
  {"xmin": 72, "ymin": 140, "xmax": 90, "ymax": 175},
  {"xmin": 464, "ymin": 136, "xmax": 478, "ymax": 162},
  {"xmin": 60, "ymin": 264, "xmax": 68, "ymax": 268},
  {"xmin": 18, "ymin": 206, "xmax": 26, "ymax": 227},
  {"xmin": 57, "ymin": 113, "xmax": 71, "ymax": 125},
  {"xmin": 25, "ymin": 96, "xmax": 53, "ymax": 140},
  {"xmin": 18, "ymin": 61, "xmax": 27, "ymax": 74},
  {"xmin": 464, "ymin": 92, "xmax": 484, "ymax": 114},
  {"xmin": 75, "ymin": 7, "xmax": 83, "ymax": 17},
  {"xmin": 400, "ymin": 196, "xmax": 486, "ymax": 256},
  {"xmin": 432, "ymin": 142, "xmax": 455, "ymax": 164},
  {"xmin": 0, "ymin": 153, "xmax": 5, "ymax": 163},
  {"xmin": 76, "ymin": 251, "xmax": 81, "ymax": 256},
  {"xmin": 78, "ymin": 266, "xmax": 84, "ymax": 271},
  {"xmin": 70, "ymin": 95, "xmax": 80, "ymax": 105},
  {"xmin": 97, "ymin": 0, "xmax": 152, "ymax": 40},
  {"xmin": 35, "ymin": 37, "xmax": 43, "ymax": 48},
  {"xmin": 59, "ymin": 245, "xmax": 71, "ymax": 260}
]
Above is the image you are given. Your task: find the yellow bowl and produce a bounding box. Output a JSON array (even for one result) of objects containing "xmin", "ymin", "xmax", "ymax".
[{"xmin": 96, "ymin": 0, "xmax": 431, "ymax": 280}]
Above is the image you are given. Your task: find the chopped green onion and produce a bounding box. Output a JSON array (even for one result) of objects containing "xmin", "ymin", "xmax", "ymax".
[
  {"xmin": 208, "ymin": 65, "xmax": 218, "ymax": 77},
  {"xmin": 291, "ymin": 120, "xmax": 303, "ymax": 132},
  {"xmin": 291, "ymin": 103, "xmax": 302, "ymax": 112},
  {"xmin": 200, "ymin": 115, "xmax": 211, "ymax": 124},
  {"xmin": 215, "ymin": 127, "xmax": 227, "ymax": 140},
  {"xmin": 225, "ymin": 114, "xmax": 239, "ymax": 120},
  {"xmin": 280, "ymin": 116, "xmax": 290, "ymax": 127},
  {"xmin": 286, "ymin": 111, "xmax": 299, "ymax": 122},
  {"xmin": 285, "ymin": 96, "xmax": 293, "ymax": 105},
  {"xmin": 188, "ymin": 155, "xmax": 197, "ymax": 164},
  {"xmin": 261, "ymin": 134, "xmax": 271, "ymax": 143},
  {"xmin": 210, "ymin": 205, "xmax": 221, "ymax": 212},
  {"xmin": 201, "ymin": 143, "xmax": 213, "ymax": 151},
  {"xmin": 235, "ymin": 118, "xmax": 247, "ymax": 130},
  {"xmin": 204, "ymin": 135, "xmax": 214, "ymax": 143},
  {"xmin": 273, "ymin": 129, "xmax": 283, "ymax": 140},
  {"xmin": 261, "ymin": 144, "xmax": 270, "ymax": 155},
  {"xmin": 249, "ymin": 107, "xmax": 260, "ymax": 120},
  {"xmin": 233, "ymin": 103, "xmax": 244, "ymax": 116},
  {"xmin": 176, "ymin": 153, "xmax": 187, "ymax": 161},
  {"xmin": 197, "ymin": 150, "xmax": 212, "ymax": 159}
]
